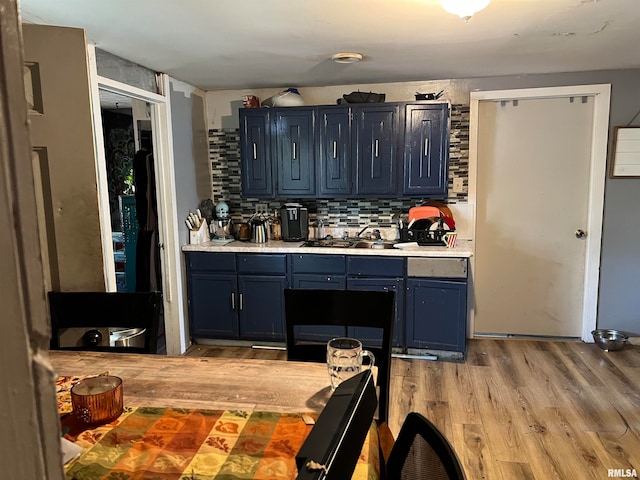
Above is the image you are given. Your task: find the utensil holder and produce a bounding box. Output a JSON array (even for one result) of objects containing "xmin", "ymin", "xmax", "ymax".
[{"xmin": 189, "ymin": 220, "xmax": 209, "ymax": 244}]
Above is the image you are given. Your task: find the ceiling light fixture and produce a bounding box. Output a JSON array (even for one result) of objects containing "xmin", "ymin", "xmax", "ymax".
[
  {"xmin": 439, "ymin": 0, "xmax": 490, "ymax": 22},
  {"xmin": 331, "ymin": 52, "xmax": 363, "ymax": 64}
]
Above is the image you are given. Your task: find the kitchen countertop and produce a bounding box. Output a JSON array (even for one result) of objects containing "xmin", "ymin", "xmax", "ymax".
[{"xmin": 183, "ymin": 239, "xmax": 473, "ymax": 257}]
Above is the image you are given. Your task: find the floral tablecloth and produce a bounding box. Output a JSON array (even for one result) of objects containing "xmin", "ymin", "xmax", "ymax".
[{"xmin": 64, "ymin": 407, "xmax": 380, "ymax": 480}]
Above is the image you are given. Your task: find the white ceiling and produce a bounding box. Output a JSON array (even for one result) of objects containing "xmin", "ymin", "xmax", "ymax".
[{"xmin": 19, "ymin": 0, "xmax": 640, "ymax": 91}]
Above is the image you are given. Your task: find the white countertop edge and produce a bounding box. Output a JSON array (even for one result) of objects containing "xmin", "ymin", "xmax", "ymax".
[{"xmin": 182, "ymin": 239, "xmax": 474, "ymax": 257}]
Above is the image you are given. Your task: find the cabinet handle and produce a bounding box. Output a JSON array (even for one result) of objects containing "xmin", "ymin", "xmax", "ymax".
[
  {"xmin": 333, "ymin": 141, "xmax": 337, "ymax": 158},
  {"xmin": 231, "ymin": 292, "xmax": 236, "ymax": 310},
  {"xmin": 293, "ymin": 142, "xmax": 297, "ymax": 160},
  {"xmin": 239, "ymin": 293, "xmax": 243, "ymax": 310},
  {"xmin": 252, "ymin": 142, "xmax": 257, "ymax": 160},
  {"xmin": 424, "ymin": 138, "xmax": 429, "ymax": 156},
  {"xmin": 375, "ymin": 139, "xmax": 379, "ymax": 157}
]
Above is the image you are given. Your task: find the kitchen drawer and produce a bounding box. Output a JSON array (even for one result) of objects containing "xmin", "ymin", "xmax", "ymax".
[
  {"xmin": 186, "ymin": 252, "xmax": 236, "ymax": 273},
  {"xmin": 290, "ymin": 254, "xmax": 346, "ymax": 274},
  {"xmin": 237, "ymin": 254, "xmax": 287, "ymax": 274},
  {"xmin": 407, "ymin": 257, "xmax": 467, "ymax": 278},
  {"xmin": 347, "ymin": 256, "xmax": 405, "ymax": 277}
]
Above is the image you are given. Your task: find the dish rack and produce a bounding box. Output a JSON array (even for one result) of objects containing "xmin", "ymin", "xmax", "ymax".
[{"xmin": 401, "ymin": 227, "xmax": 448, "ymax": 246}]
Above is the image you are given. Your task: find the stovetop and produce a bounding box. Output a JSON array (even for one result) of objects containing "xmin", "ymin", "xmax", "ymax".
[{"xmin": 300, "ymin": 239, "xmax": 354, "ymax": 248}]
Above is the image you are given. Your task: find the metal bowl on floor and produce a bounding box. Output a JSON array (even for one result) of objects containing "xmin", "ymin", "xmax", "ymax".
[{"xmin": 591, "ymin": 329, "xmax": 628, "ymax": 351}]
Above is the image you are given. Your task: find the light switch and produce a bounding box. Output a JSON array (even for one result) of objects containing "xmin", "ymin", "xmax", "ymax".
[{"xmin": 453, "ymin": 178, "xmax": 464, "ymax": 193}]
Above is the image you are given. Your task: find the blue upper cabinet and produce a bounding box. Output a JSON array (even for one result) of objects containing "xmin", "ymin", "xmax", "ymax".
[
  {"xmin": 317, "ymin": 107, "xmax": 352, "ymax": 197},
  {"xmin": 354, "ymin": 105, "xmax": 400, "ymax": 196},
  {"xmin": 240, "ymin": 109, "xmax": 273, "ymax": 197},
  {"xmin": 239, "ymin": 102, "xmax": 450, "ymax": 199},
  {"xmin": 403, "ymin": 103, "xmax": 450, "ymax": 197},
  {"xmin": 274, "ymin": 108, "xmax": 316, "ymax": 197}
]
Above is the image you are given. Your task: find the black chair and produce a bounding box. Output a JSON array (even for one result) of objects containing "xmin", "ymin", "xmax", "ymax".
[
  {"xmin": 48, "ymin": 291, "xmax": 163, "ymax": 354},
  {"xmin": 386, "ymin": 412, "xmax": 466, "ymax": 480},
  {"xmin": 296, "ymin": 370, "xmax": 378, "ymax": 480},
  {"xmin": 284, "ymin": 288, "xmax": 395, "ymax": 423}
]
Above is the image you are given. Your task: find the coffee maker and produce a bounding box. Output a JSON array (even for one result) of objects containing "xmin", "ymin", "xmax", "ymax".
[{"xmin": 280, "ymin": 203, "xmax": 309, "ymax": 241}]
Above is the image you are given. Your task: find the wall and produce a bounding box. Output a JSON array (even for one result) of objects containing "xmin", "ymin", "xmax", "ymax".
[
  {"xmin": 169, "ymin": 78, "xmax": 209, "ymax": 349},
  {"xmin": 206, "ymin": 69, "xmax": 640, "ymax": 333},
  {"xmin": 170, "ymin": 79, "xmax": 210, "ymax": 246}
]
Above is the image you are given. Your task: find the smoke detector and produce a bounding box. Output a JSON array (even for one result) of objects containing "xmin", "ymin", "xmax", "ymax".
[{"xmin": 331, "ymin": 52, "xmax": 363, "ymax": 64}]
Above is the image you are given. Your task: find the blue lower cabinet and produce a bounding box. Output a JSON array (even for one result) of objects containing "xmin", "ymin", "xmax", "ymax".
[
  {"xmin": 347, "ymin": 277, "xmax": 404, "ymax": 348},
  {"xmin": 405, "ymin": 278, "xmax": 467, "ymax": 352},
  {"xmin": 188, "ymin": 273, "xmax": 239, "ymax": 339},
  {"xmin": 238, "ymin": 275, "xmax": 287, "ymax": 341}
]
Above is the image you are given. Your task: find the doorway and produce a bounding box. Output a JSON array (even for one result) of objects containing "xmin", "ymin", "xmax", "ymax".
[
  {"xmin": 98, "ymin": 90, "xmax": 159, "ymax": 294},
  {"xmin": 469, "ymin": 85, "xmax": 611, "ymax": 341},
  {"xmin": 88, "ymin": 47, "xmax": 187, "ymax": 355}
]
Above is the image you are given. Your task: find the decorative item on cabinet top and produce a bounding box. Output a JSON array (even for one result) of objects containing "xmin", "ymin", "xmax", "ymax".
[{"xmin": 261, "ymin": 88, "xmax": 304, "ymax": 107}]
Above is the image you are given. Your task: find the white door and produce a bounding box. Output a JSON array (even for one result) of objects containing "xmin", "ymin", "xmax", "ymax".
[{"xmin": 472, "ymin": 87, "xmax": 609, "ymax": 338}]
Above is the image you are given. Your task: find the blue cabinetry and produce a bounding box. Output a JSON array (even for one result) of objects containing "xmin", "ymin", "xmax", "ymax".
[
  {"xmin": 354, "ymin": 105, "xmax": 400, "ymax": 196},
  {"xmin": 317, "ymin": 107, "xmax": 352, "ymax": 196},
  {"xmin": 405, "ymin": 257, "xmax": 467, "ymax": 353},
  {"xmin": 238, "ymin": 275, "xmax": 287, "ymax": 340},
  {"xmin": 185, "ymin": 252, "xmax": 287, "ymax": 342},
  {"xmin": 274, "ymin": 108, "xmax": 316, "ymax": 197},
  {"xmin": 239, "ymin": 109, "xmax": 273, "ymax": 197},
  {"xmin": 239, "ymin": 102, "xmax": 449, "ymax": 199},
  {"xmin": 186, "ymin": 252, "xmax": 468, "ymax": 356},
  {"xmin": 186, "ymin": 252, "xmax": 238, "ymax": 339},
  {"xmin": 403, "ymin": 103, "xmax": 449, "ymax": 196},
  {"xmin": 237, "ymin": 254, "xmax": 288, "ymax": 341}
]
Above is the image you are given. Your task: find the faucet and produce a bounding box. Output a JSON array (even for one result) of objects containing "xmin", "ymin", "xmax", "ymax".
[{"xmin": 357, "ymin": 226, "xmax": 382, "ymax": 240}]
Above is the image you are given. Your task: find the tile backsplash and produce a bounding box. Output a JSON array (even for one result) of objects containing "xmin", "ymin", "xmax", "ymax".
[{"xmin": 209, "ymin": 104, "xmax": 469, "ymax": 227}]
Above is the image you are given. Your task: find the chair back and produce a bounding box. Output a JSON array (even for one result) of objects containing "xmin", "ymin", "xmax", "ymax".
[
  {"xmin": 386, "ymin": 412, "xmax": 466, "ymax": 480},
  {"xmin": 284, "ymin": 288, "xmax": 394, "ymax": 423},
  {"xmin": 48, "ymin": 291, "xmax": 162, "ymax": 354}
]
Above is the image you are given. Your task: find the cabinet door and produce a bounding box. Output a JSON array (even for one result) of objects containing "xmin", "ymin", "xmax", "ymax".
[
  {"xmin": 238, "ymin": 275, "xmax": 287, "ymax": 341},
  {"xmin": 187, "ymin": 273, "xmax": 238, "ymax": 339},
  {"xmin": 274, "ymin": 108, "xmax": 315, "ymax": 197},
  {"xmin": 317, "ymin": 107, "xmax": 351, "ymax": 196},
  {"xmin": 240, "ymin": 109, "xmax": 273, "ymax": 197},
  {"xmin": 405, "ymin": 278, "xmax": 467, "ymax": 352},
  {"xmin": 347, "ymin": 277, "xmax": 404, "ymax": 348},
  {"xmin": 290, "ymin": 275, "xmax": 347, "ymax": 342},
  {"xmin": 354, "ymin": 105, "xmax": 399, "ymax": 196},
  {"xmin": 403, "ymin": 103, "xmax": 449, "ymax": 196}
]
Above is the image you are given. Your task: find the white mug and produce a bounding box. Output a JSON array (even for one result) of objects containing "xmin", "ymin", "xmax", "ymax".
[{"xmin": 326, "ymin": 337, "xmax": 375, "ymax": 390}]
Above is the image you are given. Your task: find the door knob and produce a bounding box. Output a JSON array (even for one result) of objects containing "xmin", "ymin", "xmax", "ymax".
[{"xmin": 575, "ymin": 229, "xmax": 587, "ymax": 239}]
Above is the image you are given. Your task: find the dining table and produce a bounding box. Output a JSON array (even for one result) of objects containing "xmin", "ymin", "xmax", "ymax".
[{"xmin": 49, "ymin": 350, "xmax": 381, "ymax": 480}]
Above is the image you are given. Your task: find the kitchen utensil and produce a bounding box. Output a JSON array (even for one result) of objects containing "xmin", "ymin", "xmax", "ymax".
[
  {"xmin": 408, "ymin": 206, "xmax": 442, "ymax": 223},
  {"xmin": 423, "ymin": 200, "xmax": 456, "ymax": 229},
  {"xmin": 211, "ymin": 218, "xmax": 234, "ymax": 240},
  {"xmin": 250, "ymin": 217, "xmax": 268, "ymax": 243},
  {"xmin": 415, "ymin": 90, "xmax": 444, "ymax": 101},
  {"xmin": 443, "ymin": 231, "xmax": 458, "ymax": 248},
  {"xmin": 326, "ymin": 337, "xmax": 375, "ymax": 391},
  {"xmin": 592, "ymin": 329, "xmax": 628, "ymax": 351},
  {"xmin": 237, "ymin": 223, "xmax": 251, "ymax": 241}
]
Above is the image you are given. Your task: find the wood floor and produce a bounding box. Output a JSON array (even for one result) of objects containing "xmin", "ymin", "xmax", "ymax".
[{"xmin": 185, "ymin": 339, "xmax": 640, "ymax": 480}]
